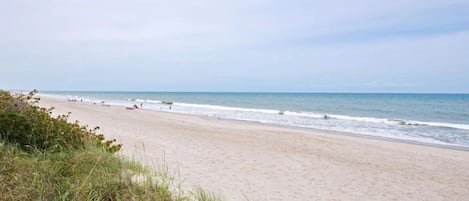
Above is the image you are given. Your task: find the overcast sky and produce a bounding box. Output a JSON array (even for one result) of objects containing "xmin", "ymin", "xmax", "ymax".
[{"xmin": 1, "ymin": 0, "xmax": 468, "ymax": 93}]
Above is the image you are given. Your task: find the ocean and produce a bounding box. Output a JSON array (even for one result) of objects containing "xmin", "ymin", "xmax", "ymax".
[{"xmin": 42, "ymin": 91, "xmax": 469, "ymax": 148}]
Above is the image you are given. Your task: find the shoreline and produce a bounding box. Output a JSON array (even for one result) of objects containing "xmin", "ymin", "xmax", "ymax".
[
  {"xmin": 40, "ymin": 93, "xmax": 469, "ymax": 152},
  {"xmin": 38, "ymin": 95, "xmax": 469, "ymax": 201},
  {"xmin": 277, "ymin": 123, "xmax": 469, "ymax": 151},
  {"xmin": 146, "ymin": 108, "xmax": 469, "ymax": 152}
]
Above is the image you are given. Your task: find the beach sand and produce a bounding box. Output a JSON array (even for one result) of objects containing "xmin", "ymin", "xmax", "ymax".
[{"xmin": 39, "ymin": 96, "xmax": 469, "ymax": 201}]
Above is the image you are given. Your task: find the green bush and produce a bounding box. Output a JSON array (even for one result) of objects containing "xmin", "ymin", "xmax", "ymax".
[{"xmin": 0, "ymin": 90, "xmax": 121, "ymax": 153}]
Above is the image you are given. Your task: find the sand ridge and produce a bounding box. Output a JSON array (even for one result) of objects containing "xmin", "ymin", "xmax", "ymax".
[{"xmin": 39, "ymin": 96, "xmax": 469, "ymax": 201}]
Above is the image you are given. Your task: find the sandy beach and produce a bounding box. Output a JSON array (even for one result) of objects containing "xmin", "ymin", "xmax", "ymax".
[{"xmin": 39, "ymin": 96, "xmax": 469, "ymax": 201}]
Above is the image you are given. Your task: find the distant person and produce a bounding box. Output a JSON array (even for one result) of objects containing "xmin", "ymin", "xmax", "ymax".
[
  {"xmin": 140, "ymin": 103, "xmax": 143, "ymax": 109},
  {"xmin": 133, "ymin": 104, "xmax": 139, "ymax": 109}
]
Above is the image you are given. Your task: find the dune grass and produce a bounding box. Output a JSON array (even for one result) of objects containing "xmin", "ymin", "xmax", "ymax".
[{"xmin": 0, "ymin": 90, "xmax": 221, "ymax": 201}]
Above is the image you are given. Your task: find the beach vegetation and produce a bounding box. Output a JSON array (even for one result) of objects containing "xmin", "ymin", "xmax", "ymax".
[{"xmin": 0, "ymin": 90, "xmax": 220, "ymax": 201}]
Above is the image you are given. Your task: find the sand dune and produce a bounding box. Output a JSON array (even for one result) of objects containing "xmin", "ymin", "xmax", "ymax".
[{"xmin": 39, "ymin": 96, "xmax": 469, "ymax": 201}]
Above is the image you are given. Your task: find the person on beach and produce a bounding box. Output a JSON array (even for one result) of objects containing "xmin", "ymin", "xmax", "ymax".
[
  {"xmin": 133, "ymin": 104, "xmax": 139, "ymax": 109},
  {"xmin": 140, "ymin": 103, "xmax": 143, "ymax": 109}
]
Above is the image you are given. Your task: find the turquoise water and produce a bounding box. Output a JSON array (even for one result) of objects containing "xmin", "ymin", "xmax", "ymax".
[{"xmin": 43, "ymin": 91, "xmax": 469, "ymax": 148}]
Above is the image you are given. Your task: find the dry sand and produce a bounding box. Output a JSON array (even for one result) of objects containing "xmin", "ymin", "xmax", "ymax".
[{"xmin": 39, "ymin": 96, "xmax": 469, "ymax": 201}]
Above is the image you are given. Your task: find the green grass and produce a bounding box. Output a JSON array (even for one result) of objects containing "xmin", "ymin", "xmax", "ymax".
[{"xmin": 0, "ymin": 90, "xmax": 221, "ymax": 201}]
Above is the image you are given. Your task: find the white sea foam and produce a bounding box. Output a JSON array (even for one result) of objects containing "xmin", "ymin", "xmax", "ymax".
[
  {"xmin": 294, "ymin": 112, "xmax": 469, "ymax": 131},
  {"xmin": 328, "ymin": 114, "xmax": 391, "ymax": 124},
  {"xmin": 408, "ymin": 121, "xmax": 469, "ymax": 131},
  {"xmin": 173, "ymin": 102, "xmax": 280, "ymax": 114},
  {"xmin": 325, "ymin": 114, "xmax": 469, "ymax": 131},
  {"xmin": 146, "ymin": 99, "xmax": 161, "ymax": 104},
  {"xmin": 283, "ymin": 111, "xmax": 324, "ymax": 118},
  {"xmin": 124, "ymin": 98, "xmax": 161, "ymax": 104}
]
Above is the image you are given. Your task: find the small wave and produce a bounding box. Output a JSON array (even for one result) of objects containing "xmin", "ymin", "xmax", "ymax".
[
  {"xmin": 283, "ymin": 111, "xmax": 324, "ymax": 118},
  {"xmin": 407, "ymin": 121, "xmax": 469, "ymax": 131},
  {"xmin": 146, "ymin": 99, "xmax": 161, "ymax": 104},
  {"xmin": 173, "ymin": 102, "xmax": 280, "ymax": 114},
  {"xmin": 329, "ymin": 114, "xmax": 392, "ymax": 124},
  {"xmin": 282, "ymin": 111, "xmax": 394, "ymax": 124},
  {"xmin": 269, "ymin": 111, "xmax": 400, "ymax": 124},
  {"xmin": 126, "ymin": 98, "xmax": 161, "ymax": 104},
  {"xmin": 317, "ymin": 114, "xmax": 469, "ymax": 131},
  {"xmin": 316, "ymin": 114, "xmax": 469, "ymax": 130}
]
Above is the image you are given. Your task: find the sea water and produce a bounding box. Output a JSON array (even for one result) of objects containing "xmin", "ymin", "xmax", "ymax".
[{"xmin": 42, "ymin": 91, "xmax": 469, "ymax": 148}]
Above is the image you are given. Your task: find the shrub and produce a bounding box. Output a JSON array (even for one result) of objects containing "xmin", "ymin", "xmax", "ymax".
[{"xmin": 0, "ymin": 90, "xmax": 121, "ymax": 153}]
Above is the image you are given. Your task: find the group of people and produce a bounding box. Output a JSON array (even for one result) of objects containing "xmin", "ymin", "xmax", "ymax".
[
  {"xmin": 82, "ymin": 101, "xmax": 176, "ymax": 111},
  {"xmin": 133, "ymin": 103, "xmax": 143, "ymax": 109},
  {"xmin": 67, "ymin": 98, "xmax": 83, "ymax": 102},
  {"xmin": 127, "ymin": 103, "xmax": 143, "ymax": 110},
  {"xmin": 68, "ymin": 98, "xmax": 151, "ymax": 110}
]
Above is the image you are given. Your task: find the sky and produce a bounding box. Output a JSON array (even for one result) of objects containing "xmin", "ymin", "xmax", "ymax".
[{"xmin": 1, "ymin": 0, "xmax": 469, "ymax": 93}]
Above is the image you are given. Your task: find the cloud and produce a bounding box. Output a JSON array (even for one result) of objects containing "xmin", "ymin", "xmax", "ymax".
[{"xmin": 1, "ymin": 0, "xmax": 468, "ymax": 92}]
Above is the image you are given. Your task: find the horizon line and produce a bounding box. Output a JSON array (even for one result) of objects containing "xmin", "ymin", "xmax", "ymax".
[{"xmin": 23, "ymin": 89, "xmax": 469, "ymax": 95}]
